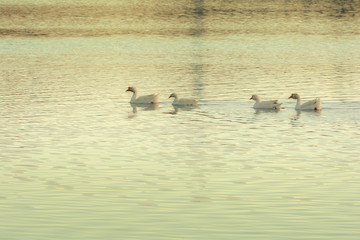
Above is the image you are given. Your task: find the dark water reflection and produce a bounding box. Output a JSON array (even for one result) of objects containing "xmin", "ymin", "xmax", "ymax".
[{"xmin": 1, "ymin": 0, "xmax": 359, "ymax": 37}]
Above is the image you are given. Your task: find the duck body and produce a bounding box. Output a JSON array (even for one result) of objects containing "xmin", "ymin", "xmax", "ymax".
[
  {"xmin": 126, "ymin": 87, "xmax": 159, "ymax": 104},
  {"xmin": 289, "ymin": 93, "xmax": 322, "ymax": 111},
  {"xmin": 250, "ymin": 95, "xmax": 282, "ymax": 110},
  {"xmin": 169, "ymin": 93, "xmax": 199, "ymax": 106}
]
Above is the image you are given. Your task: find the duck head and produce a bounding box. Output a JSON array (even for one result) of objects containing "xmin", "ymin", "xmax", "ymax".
[
  {"xmin": 249, "ymin": 95, "xmax": 259, "ymax": 101},
  {"xmin": 168, "ymin": 93, "xmax": 178, "ymax": 99},
  {"xmin": 126, "ymin": 87, "xmax": 136, "ymax": 93},
  {"xmin": 288, "ymin": 93, "xmax": 299, "ymax": 99}
]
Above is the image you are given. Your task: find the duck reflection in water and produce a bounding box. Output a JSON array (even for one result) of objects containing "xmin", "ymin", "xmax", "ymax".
[
  {"xmin": 170, "ymin": 105, "xmax": 199, "ymax": 115},
  {"xmin": 254, "ymin": 108, "xmax": 281, "ymax": 115},
  {"xmin": 131, "ymin": 103, "xmax": 159, "ymax": 113},
  {"xmin": 293, "ymin": 109, "xmax": 322, "ymax": 120},
  {"xmin": 128, "ymin": 103, "xmax": 159, "ymax": 118}
]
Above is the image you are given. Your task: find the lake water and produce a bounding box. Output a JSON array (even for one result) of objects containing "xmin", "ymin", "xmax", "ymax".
[{"xmin": 1, "ymin": 0, "xmax": 360, "ymax": 239}]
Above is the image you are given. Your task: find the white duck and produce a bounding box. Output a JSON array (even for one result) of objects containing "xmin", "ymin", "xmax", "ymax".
[
  {"xmin": 249, "ymin": 95, "xmax": 282, "ymax": 110},
  {"xmin": 288, "ymin": 93, "xmax": 322, "ymax": 111},
  {"xmin": 126, "ymin": 87, "xmax": 159, "ymax": 104},
  {"xmin": 169, "ymin": 93, "xmax": 199, "ymax": 106}
]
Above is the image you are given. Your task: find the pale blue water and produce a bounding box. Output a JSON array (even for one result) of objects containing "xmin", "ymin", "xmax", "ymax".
[{"xmin": 1, "ymin": 0, "xmax": 360, "ymax": 239}]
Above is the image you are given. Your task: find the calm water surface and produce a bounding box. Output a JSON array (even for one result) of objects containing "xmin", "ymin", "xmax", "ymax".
[{"xmin": 1, "ymin": 0, "xmax": 360, "ymax": 239}]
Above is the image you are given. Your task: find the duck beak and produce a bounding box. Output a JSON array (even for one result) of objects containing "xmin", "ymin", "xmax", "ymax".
[
  {"xmin": 125, "ymin": 87, "xmax": 130, "ymax": 92},
  {"xmin": 249, "ymin": 96, "xmax": 253, "ymax": 100},
  {"xmin": 288, "ymin": 95, "xmax": 293, "ymax": 99}
]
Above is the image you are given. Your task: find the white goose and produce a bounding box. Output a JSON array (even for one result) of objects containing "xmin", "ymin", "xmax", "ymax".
[
  {"xmin": 288, "ymin": 93, "xmax": 322, "ymax": 111},
  {"xmin": 169, "ymin": 93, "xmax": 199, "ymax": 106},
  {"xmin": 126, "ymin": 87, "xmax": 159, "ymax": 104},
  {"xmin": 250, "ymin": 95, "xmax": 282, "ymax": 110}
]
